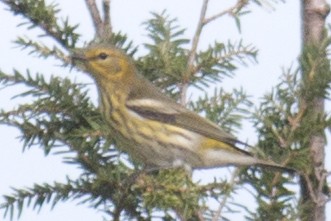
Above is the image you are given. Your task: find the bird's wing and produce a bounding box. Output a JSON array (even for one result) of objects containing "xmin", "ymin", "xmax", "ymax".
[{"xmin": 126, "ymin": 79, "xmax": 250, "ymax": 155}]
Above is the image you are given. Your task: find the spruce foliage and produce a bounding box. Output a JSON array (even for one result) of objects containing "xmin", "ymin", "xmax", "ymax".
[{"xmin": 0, "ymin": 0, "xmax": 330, "ymax": 220}]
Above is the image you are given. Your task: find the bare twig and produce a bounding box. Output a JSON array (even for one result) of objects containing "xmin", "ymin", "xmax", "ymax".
[
  {"xmin": 187, "ymin": 0, "xmax": 208, "ymax": 71},
  {"xmin": 317, "ymin": 171, "xmax": 327, "ymax": 196},
  {"xmin": 305, "ymin": 173, "xmax": 329, "ymax": 207},
  {"xmin": 212, "ymin": 168, "xmax": 240, "ymax": 221},
  {"xmin": 180, "ymin": 0, "xmax": 249, "ymax": 106},
  {"xmin": 178, "ymin": 83, "xmax": 188, "ymax": 106},
  {"xmin": 103, "ymin": 0, "xmax": 112, "ymax": 37},
  {"xmin": 181, "ymin": 0, "xmax": 209, "ymax": 106},
  {"xmin": 288, "ymin": 103, "xmax": 306, "ymax": 132},
  {"xmin": 204, "ymin": 0, "xmax": 248, "ymax": 25},
  {"xmin": 85, "ymin": 0, "xmax": 102, "ymax": 33},
  {"xmin": 303, "ymin": 174, "xmax": 319, "ymax": 204},
  {"xmin": 270, "ymin": 126, "xmax": 287, "ymax": 148},
  {"xmin": 85, "ymin": 0, "xmax": 113, "ymax": 40},
  {"xmin": 196, "ymin": 210, "xmax": 205, "ymax": 221}
]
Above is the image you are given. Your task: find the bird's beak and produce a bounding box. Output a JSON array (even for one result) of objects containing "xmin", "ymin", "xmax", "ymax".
[
  {"xmin": 70, "ymin": 48, "xmax": 88, "ymax": 70},
  {"xmin": 70, "ymin": 48, "xmax": 87, "ymax": 62}
]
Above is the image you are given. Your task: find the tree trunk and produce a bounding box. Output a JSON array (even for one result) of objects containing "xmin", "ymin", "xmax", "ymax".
[{"xmin": 300, "ymin": 0, "xmax": 330, "ymax": 221}]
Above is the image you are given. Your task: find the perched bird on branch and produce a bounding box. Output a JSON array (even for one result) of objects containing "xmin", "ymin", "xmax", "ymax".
[{"xmin": 71, "ymin": 44, "xmax": 292, "ymax": 173}]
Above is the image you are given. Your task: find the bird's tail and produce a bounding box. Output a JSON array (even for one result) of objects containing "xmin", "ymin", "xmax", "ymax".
[{"xmin": 255, "ymin": 159, "xmax": 296, "ymax": 174}]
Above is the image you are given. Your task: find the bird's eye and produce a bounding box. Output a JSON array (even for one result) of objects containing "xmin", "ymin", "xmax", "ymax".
[{"xmin": 98, "ymin": 52, "xmax": 108, "ymax": 60}]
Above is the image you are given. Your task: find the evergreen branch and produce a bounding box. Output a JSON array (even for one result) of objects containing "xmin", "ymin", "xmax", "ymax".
[
  {"xmin": 1, "ymin": 179, "xmax": 79, "ymax": 220},
  {"xmin": 246, "ymin": 68, "xmax": 312, "ymax": 220},
  {"xmin": 2, "ymin": 0, "xmax": 80, "ymax": 48},
  {"xmin": 138, "ymin": 11, "xmax": 189, "ymax": 99},
  {"xmin": 139, "ymin": 11, "xmax": 256, "ymax": 101},
  {"xmin": 190, "ymin": 88, "xmax": 252, "ymax": 134},
  {"xmin": 0, "ymin": 70, "xmax": 102, "ymax": 149},
  {"xmin": 296, "ymin": 37, "xmax": 331, "ymax": 214},
  {"xmin": 216, "ymin": 40, "xmax": 257, "ymax": 66},
  {"xmin": 15, "ymin": 36, "xmax": 71, "ymax": 64},
  {"xmin": 203, "ymin": 0, "xmax": 249, "ymax": 25},
  {"xmin": 133, "ymin": 170, "xmax": 206, "ymax": 220},
  {"xmin": 0, "ymin": 70, "xmax": 90, "ymax": 109},
  {"xmin": 299, "ymin": 38, "xmax": 331, "ymax": 102},
  {"xmin": 0, "ymin": 69, "xmax": 125, "ymax": 178},
  {"xmin": 182, "ymin": 0, "xmax": 250, "ymax": 105},
  {"xmin": 195, "ymin": 41, "xmax": 257, "ymax": 84},
  {"xmin": 0, "ymin": 177, "xmax": 117, "ymax": 220},
  {"xmin": 0, "ymin": 1, "xmax": 313, "ymax": 220}
]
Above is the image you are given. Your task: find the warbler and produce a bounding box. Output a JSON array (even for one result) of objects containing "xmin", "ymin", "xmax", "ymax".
[{"xmin": 71, "ymin": 44, "xmax": 289, "ymax": 172}]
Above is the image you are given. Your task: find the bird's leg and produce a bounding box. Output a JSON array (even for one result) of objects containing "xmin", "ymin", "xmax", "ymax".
[
  {"xmin": 172, "ymin": 159, "xmax": 193, "ymax": 177},
  {"xmin": 141, "ymin": 161, "xmax": 193, "ymax": 177}
]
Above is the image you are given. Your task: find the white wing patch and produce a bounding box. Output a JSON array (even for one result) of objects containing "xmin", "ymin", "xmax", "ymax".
[{"xmin": 126, "ymin": 98, "xmax": 180, "ymax": 114}]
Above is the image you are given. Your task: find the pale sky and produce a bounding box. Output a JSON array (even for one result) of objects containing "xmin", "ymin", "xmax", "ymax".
[{"xmin": 0, "ymin": 0, "xmax": 330, "ymax": 220}]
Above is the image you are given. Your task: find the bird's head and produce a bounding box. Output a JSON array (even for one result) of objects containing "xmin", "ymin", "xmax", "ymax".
[{"xmin": 71, "ymin": 45, "xmax": 136, "ymax": 83}]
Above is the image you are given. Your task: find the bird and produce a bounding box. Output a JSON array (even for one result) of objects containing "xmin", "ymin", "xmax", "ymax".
[{"xmin": 70, "ymin": 44, "xmax": 291, "ymax": 173}]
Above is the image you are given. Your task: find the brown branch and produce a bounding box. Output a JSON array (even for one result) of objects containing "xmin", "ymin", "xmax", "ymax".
[
  {"xmin": 178, "ymin": 83, "xmax": 188, "ymax": 106},
  {"xmin": 180, "ymin": 0, "xmax": 249, "ymax": 106},
  {"xmin": 288, "ymin": 103, "xmax": 306, "ymax": 131},
  {"xmin": 270, "ymin": 126, "xmax": 287, "ymax": 148},
  {"xmin": 317, "ymin": 171, "xmax": 327, "ymax": 196},
  {"xmin": 85, "ymin": 0, "xmax": 113, "ymax": 40},
  {"xmin": 303, "ymin": 174, "xmax": 319, "ymax": 203},
  {"xmin": 203, "ymin": 0, "xmax": 248, "ymax": 25},
  {"xmin": 212, "ymin": 168, "xmax": 240, "ymax": 221},
  {"xmin": 302, "ymin": 173, "xmax": 329, "ymax": 208},
  {"xmin": 102, "ymin": 0, "xmax": 112, "ymax": 38},
  {"xmin": 187, "ymin": 0, "xmax": 208, "ymax": 69},
  {"xmin": 196, "ymin": 210, "xmax": 206, "ymax": 221},
  {"xmin": 181, "ymin": 0, "xmax": 209, "ymax": 106},
  {"xmin": 85, "ymin": 0, "xmax": 103, "ymax": 38}
]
